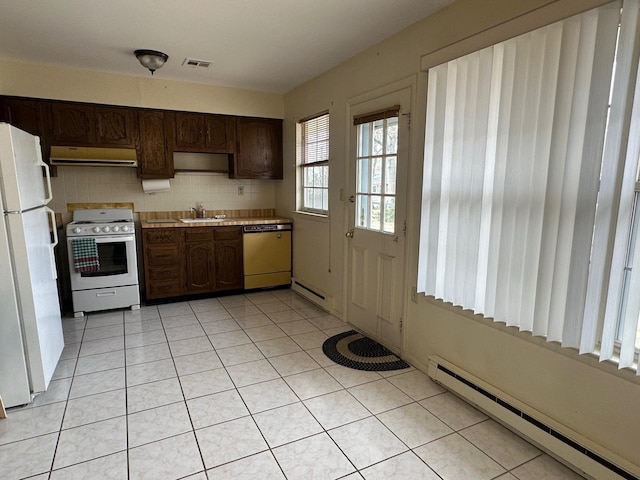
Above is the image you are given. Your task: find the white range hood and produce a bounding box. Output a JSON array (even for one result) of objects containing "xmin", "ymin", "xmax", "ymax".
[{"xmin": 49, "ymin": 146, "xmax": 138, "ymax": 167}]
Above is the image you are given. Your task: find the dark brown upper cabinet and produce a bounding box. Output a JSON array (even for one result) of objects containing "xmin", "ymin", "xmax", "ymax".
[
  {"xmin": 48, "ymin": 101, "xmax": 137, "ymax": 148},
  {"xmin": 48, "ymin": 102, "xmax": 95, "ymax": 145},
  {"xmin": 1, "ymin": 97, "xmax": 46, "ymax": 137},
  {"xmin": 1, "ymin": 95, "xmax": 283, "ymax": 181},
  {"xmin": 0, "ymin": 96, "xmax": 54, "ymax": 173},
  {"xmin": 137, "ymin": 110, "xmax": 174, "ymax": 179},
  {"xmin": 232, "ymin": 117, "xmax": 283, "ymax": 179},
  {"xmin": 95, "ymin": 106, "xmax": 137, "ymax": 146},
  {"xmin": 172, "ymin": 112, "xmax": 236, "ymax": 153}
]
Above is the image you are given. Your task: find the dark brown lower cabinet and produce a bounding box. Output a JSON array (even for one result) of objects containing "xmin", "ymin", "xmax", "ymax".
[
  {"xmin": 185, "ymin": 229, "xmax": 215, "ymax": 294},
  {"xmin": 143, "ymin": 229, "xmax": 183, "ymax": 300},
  {"xmin": 214, "ymin": 227, "xmax": 243, "ymax": 290},
  {"xmin": 143, "ymin": 226, "xmax": 243, "ymax": 300}
]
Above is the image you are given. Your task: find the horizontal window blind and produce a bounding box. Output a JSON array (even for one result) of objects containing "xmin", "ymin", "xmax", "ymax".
[
  {"xmin": 418, "ymin": 2, "xmax": 622, "ymax": 349},
  {"xmin": 353, "ymin": 105, "xmax": 400, "ymax": 125},
  {"xmin": 299, "ymin": 113, "xmax": 330, "ymax": 214},
  {"xmin": 300, "ymin": 113, "xmax": 329, "ymax": 166}
]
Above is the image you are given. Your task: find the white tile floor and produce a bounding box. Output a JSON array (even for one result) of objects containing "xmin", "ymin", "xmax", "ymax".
[{"xmin": 0, "ymin": 289, "xmax": 586, "ymax": 480}]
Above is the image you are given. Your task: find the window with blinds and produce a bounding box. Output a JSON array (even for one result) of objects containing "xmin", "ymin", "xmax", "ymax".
[
  {"xmin": 298, "ymin": 113, "xmax": 329, "ymax": 215},
  {"xmin": 418, "ymin": 0, "xmax": 640, "ymax": 375}
]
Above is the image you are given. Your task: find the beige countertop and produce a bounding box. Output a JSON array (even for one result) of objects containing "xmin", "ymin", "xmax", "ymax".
[
  {"xmin": 141, "ymin": 216, "xmax": 292, "ymax": 228},
  {"xmin": 139, "ymin": 208, "xmax": 291, "ymax": 229}
]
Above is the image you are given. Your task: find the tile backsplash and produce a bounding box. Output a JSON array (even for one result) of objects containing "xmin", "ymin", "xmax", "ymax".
[{"xmin": 49, "ymin": 166, "xmax": 276, "ymax": 213}]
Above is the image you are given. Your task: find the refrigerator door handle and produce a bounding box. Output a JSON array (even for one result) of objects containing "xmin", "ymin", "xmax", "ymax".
[
  {"xmin": 45, "ymin": 207, "xmax": 58, "ymax": 279},
  {"xmin": 39, "ymin": 155, "xmax": 53, "ymax": 205},
  {"xmin": 46, "ymin": 207, "xmax": 58, "ymax": 248}
]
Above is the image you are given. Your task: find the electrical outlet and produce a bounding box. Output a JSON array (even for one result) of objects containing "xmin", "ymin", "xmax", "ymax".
[{"xmin": 238, "ymin": 185, "xmax": 244, "ymax": 196}]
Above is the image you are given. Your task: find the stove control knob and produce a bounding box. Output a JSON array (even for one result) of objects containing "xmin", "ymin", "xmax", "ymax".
[
  {"xmin": 73, "ymin": 227, "xmax": 82, "ymax": 234},
  {"xmin": 102, "ymin": 226, "xmax": 110, "ymax": 233},
  {"xmin": 112, "ymin": 226, "xmax": 120, "ymax": 232},
  {"xmin": 93, "ymin": 226, "xmax": 101, "ymax": 233},
  {"xmin": 121, "ymin": 225, "xmax": 130, "ymax": 232}
]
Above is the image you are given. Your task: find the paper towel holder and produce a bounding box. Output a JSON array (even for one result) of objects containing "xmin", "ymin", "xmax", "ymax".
[{"xmin": 141, "ymin": 178, "xmax": 171, "ymax": 194}]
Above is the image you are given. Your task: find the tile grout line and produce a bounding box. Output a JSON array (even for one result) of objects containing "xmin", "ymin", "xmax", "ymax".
[
  {"xmin": 160, "ymin": 302, "xmax": 210, "ymax": 480},
  {"xmin": 44, "ymin": 314, "xmax": 85, "ymax": 479},
  {"xmin": 3, "ymin": 290, "xmax": 562, "ymax": 480}
]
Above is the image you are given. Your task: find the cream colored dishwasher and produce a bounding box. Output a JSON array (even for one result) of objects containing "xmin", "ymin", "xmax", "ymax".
[{"xmin": 243, "ymin": 224, "xmax": 291, "ymax": 289}]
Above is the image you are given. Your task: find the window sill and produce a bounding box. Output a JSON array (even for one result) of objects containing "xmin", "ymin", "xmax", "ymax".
[
  {"xmin": 295, "ymin": 210, "xmax": 329, "ymax": 220},
  {"xmin": 418, "ymin": 294, "xmax": 640, "ymax": 383}
]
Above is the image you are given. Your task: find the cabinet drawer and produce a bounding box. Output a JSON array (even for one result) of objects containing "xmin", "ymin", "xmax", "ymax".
[
  {"xmin": 214, "ymin": 226, "xmax": 242, "ymax": 241},
  {"xmin": 147, "ymin": 267, "xmax": 180, "ymax": 282},
  {"xmin": 146, "ymin": 247, "xmax": 180, "ymax": 267},
  {"xmin": 147, "ymin": 281, "xmax": 182, "ymax": 299},
  {"xmin": 144, "ymin": 229, "xmax": 180, "ymax": 244},
  {"xmin": 185, "ymin": 229, "xmax": 214, "ymax": 243}
]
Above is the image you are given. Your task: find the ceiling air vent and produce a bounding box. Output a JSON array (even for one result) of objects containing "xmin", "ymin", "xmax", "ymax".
[{"xmin": 182, "ymin": 58, "xmax": 212, "ymax": 69}]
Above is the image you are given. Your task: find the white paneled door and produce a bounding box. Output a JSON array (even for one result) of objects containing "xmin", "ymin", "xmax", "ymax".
[{"xmin": 346, "ymin": 87, "xmax": 410, "ymax": 352}]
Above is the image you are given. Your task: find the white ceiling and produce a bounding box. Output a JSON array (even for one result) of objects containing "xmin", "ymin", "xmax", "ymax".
[{"xmin": 0, "ymin": 0, "xmax": 452, "ymax": 93}]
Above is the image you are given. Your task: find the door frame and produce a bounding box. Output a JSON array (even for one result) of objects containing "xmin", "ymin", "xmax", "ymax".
[{"xmin": 342, "ymin": 76, "xmax": 417, "ymax": 354}]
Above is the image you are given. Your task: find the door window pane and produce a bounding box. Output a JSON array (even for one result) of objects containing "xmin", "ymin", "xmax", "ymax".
[
  {"xmin": 355, "ymin": 115, "xmax": 398, "ymax": 233},
  {"xmin": 370, "ymin": 195, "xmax": 381, "ymax": 231},
  {"xmin": 372, "ymin": 157, "xmax": 382, "ymax": 194},
  {"xmin": 373, "ymin": 120, "xmax": 384, "ymax": 155},
  {"xmin": 384, "ymin": 197, "xmax": 395, "ymax": 233},
  {"xmin": 357, "ymin": 194, "xmax": 369, "ymax": 228},
  {"xmin": 385, "ymin": 157, "xmax": 396, "ymax": 194},
  {"xmin": 386, "ymin": 117, "xmax": 398, "ymax": 154},
  {"xmin": 357, "ymin": 158, "xmax": 369, "ymax": 193}
]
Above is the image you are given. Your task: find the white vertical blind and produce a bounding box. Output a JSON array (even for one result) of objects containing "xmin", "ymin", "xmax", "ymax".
[
  {"xmin": 581, "ymin": 0, "xmax": 640, "ymax": 362},
  {"xmin": 581, "ymin": 0, "xmax": 640, "ymax": 374},
  {"xmin": 418, "ymin": 3, "xmax": 621, "ymax": 347}
]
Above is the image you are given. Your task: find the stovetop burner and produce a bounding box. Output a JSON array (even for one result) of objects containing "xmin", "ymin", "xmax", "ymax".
[{"xmin": 67, "ymin": 208, "xmax": 135, "ymax": 237}]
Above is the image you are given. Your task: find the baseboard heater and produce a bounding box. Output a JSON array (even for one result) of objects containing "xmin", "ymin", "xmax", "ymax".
[
  {"xmin": 427, "ymin": 356, "xmax": 639, "ymax": 480},
  {"xmin": 291, "ymin": 278, "xmax": 333, "ymax": 312}
]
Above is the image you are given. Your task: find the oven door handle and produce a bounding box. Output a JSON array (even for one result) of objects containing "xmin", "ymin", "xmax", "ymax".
[{"xmin": 93, "ymin": 235, "xmax": 136, "ymax": 243}]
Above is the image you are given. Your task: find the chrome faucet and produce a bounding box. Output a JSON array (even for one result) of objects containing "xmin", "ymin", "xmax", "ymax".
[{"xmin": 191, "ymin": 203, "xmax": 206, "ymax": 218}]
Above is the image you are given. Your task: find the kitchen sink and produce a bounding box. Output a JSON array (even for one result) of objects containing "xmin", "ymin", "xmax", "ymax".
[{"xmin": 179, "ymin": 218, "xmax": 227, "ymax": 223}]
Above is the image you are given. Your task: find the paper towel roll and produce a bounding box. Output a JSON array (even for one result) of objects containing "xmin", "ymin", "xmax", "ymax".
[{"xmin": 141, "ymin": 179, "xmax": 171, "ymax": 194}]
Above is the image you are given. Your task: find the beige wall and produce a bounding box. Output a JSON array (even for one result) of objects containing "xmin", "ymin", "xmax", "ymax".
[
  {"xmin": 280, "ymin": 0, "xmax": 640, "ymax": 471},
  {"xmin": 1, "ymin": 58, "xmax": 284, "ymax": 213},
  {"xmin": 0, "ymin": 59, "xmax": 283, "ymax": 117},
  {"xmin": 48, "ymin": 166, "xmax": 275, "ymax": 214}
]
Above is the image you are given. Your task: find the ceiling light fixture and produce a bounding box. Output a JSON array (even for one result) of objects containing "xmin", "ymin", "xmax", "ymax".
[{"xmin": 134, "ymin": 49, "xmax": 168, "ymax": 75}]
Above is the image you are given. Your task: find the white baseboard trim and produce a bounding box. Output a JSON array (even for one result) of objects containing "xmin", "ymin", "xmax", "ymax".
[
  {"xmin": 427, "ymin": 356, "xmax": 639, "ymax": 480},
  {"xmin": 291, "ymin": 278, "xmax": 334, "ymax": 313}
]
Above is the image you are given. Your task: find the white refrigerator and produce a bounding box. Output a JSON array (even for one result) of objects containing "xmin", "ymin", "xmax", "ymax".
[{"xmin": 0, "ymin": 123, "xmax": 64, "ymax": 408}]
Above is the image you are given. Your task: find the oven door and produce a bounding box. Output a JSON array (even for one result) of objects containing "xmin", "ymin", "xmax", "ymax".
[{"xmin": 68, "ymin": 235, "xmax": 138, "ymax": 291}]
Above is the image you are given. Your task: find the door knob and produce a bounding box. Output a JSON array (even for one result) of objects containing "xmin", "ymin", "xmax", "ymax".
[
  {"xmin": 348, "ymin": 195, "xmax": 355, "ymax": 203},
  {"xmin": 345, "ymin": 228, "xmax": 354, "ymax": 239}
]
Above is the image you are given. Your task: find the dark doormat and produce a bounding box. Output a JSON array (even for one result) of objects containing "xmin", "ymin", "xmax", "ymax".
[{"xmin": 322, "ymin": 330, "xmax": 410, "ymax": 371}]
